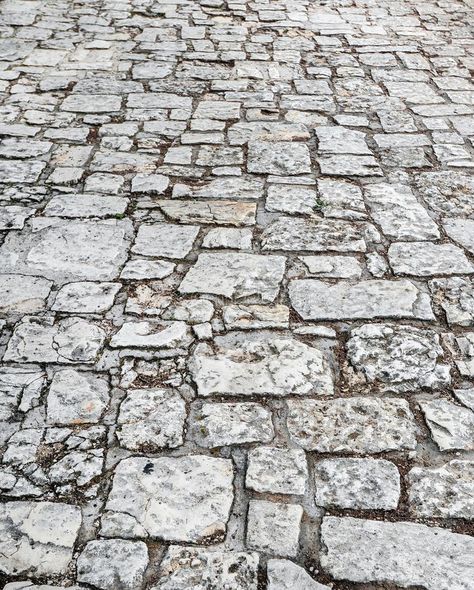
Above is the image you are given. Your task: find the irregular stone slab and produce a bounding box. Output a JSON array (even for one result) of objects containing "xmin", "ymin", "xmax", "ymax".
[
  {"xmin": 120, "ymin": 259, "xmax": 175, "ymax": 280},
  {"xmin": 287, "ymin": 397, "xmax": 416, "ymax": 453},
  {"xmin": 4, "ymin": 584, "xmax": 84, "ymax": 590},
  {"xmin": 152, "ymin": 546, "xmax": 258, "ymax": 590},
  {"xmin": 132, "ymin": 223, "xmax": 199, "ymax": 259},
  {"xmin": 300, "ymin": 256, "xmax": 362, "ymax": 279},
  {"xmin": 419, "ymin": 399, "xmax": 474, "ymax": 451},
  {"xmin": 0, "ymin": 160, "xmax": 46, "ymax": 183},
  {"xmin": 266, "ymin": 184, "xmax": 318, "ymax": 215},
  {"xmin": 52, "ymin": 282, "xmax": 121, "ymax": 313},
  {"xmin": 4, "ymin": 316, "xmax": 106, "ymax": 364},
  {"xmin": 190, "ymin": 336, "xmax": 333, "ymax": 396},
  {"xmin": 46, "ymin": 369, "xmax": 109, "ymax": 425},
  {"xmin": 317, "ymin": 179, "xmax": 366, "ymax": 220},
  {"xmin": 429, "ymin": 277, "xmax": 474, "ymax": 326},
  {"xmin": 315, "ymin": 458, "xmax": 400, "ymax": 509},
  {"xmin": 228, "ymin": 122, "xmax": 309, "ymax": 145},
  {"xmin": 414, "ymin": 171, "xmax": 474, "ymax": 217},
  {"xmin": 131, "ymin": 174, "xmax": 169, "ymax": 194},
  {"xmin": 223, "ymin": 304, "xmax": 289, "ymax": 330},
  {"xmin": 101, "ymin": 455, "xmax": 234, "ymax": 543},
  {"xmin": 320, "ymin": 516, "xmax": 474, "ymax": 590},
  {"xmin": 157, "ymin": 199, "xmax": 256, "ymax": 226},
  {"xmin": 194, "ymin": 100, "xmax": 241, "ymax": 120},
  {"xmin": 347, "ymin": 324, "xmax": 449, "ymax": 391},
  {"xmin": 117, "ymin": 389, "xmax": 186, "ymax": 451},
  {"xmin": 247, "ymin": 141, "xmax": 311, "ymax": 175},
  {"xmin": 179, "ymin": 253, "xmax": 286, "ymax": 302},
  {"xmin": 0, "ymin": 219, "xmax": 131, "ymax": 283},
  {"xmin": 443, "ymin": 217, "xmax": 474, "ymax": 255},
  {"xmin": 0, "ymin": 367, "xmax": 45, "ymax": 421},
  {"xmin": 385, "ymin": 81, "xmax": 444, "ymax": 104},
  {"xmin": 91, "ymin": 152, "xmax": 157, "ymax": 174},
  {"xmin": 110, "ymin": 321, "xmax": 192, "ymax": 350},
  {"xmin": 261, "ymin": 218, "xmax": 367, "ymax": 252},
  {"xmin": 0, "ymin": 205, "xmax": 35, "ymax": 230},
  {"xmin": 192, "ymin": 402, "xmax": 274, "ymax": 447},
  {"xmin": 318, "ymin": 155, "xmax": 382, "ymax": 177},
  {"xmin": 173, "ymin": 176, "xmax": 264, "ymax": 201},
  {"xmin": 409, "ymin": 460, "xmax": 474, "ymax": 519},
  {"xmin": 454, "ymin": 388, "xmax": 474, "ymax": 411},
  {"xmin": 202, "ymin": 227, "xmax": 252, "ymax": 250},
  {"xmin": 77, "ymin": 539, "xmax": 148, "ymax": 590},
  {"xmin": 246, "ymin": 447, "xmax": 307, "ymax": 495},
  {"xmin": 389, "ymin": 242, "xmax": 474, "ymax": 276},
  {"xmin": 364, "ymin": 183, "xmax": 440, "ymax": 240},
  {"xmin": 61, "ymin": 95, "xmax": 122, "ymax": 112},
  {"xmin": 0, "ymin": 501, "xmax": 81, "ymax": 576},
  {"xmin": 267, "ymin": 560, "xmax": 330, "ymax": 590},
  {"xmin": 316, "ymin": 126, "xmax": 371, "ymax": 155},
  {"xmin": 289, "ymin": 279, "xmax": 434, "ymax": 321},
  {"xmin": 247, "ymin": 500, "xmax": 302, "ymax": 558},
  {"xmin": 454, "ymin": 332, "xmax": 474, "ymax": 378},
  {"xmin": 0, "ymin": 274, "xmax": 52, "ymax": 314}
]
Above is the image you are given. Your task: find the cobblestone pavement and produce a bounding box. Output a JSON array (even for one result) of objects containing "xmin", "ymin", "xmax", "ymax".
[{"xmin": 1, "ymin": 0, "xmax": 474, "ymax": 588}]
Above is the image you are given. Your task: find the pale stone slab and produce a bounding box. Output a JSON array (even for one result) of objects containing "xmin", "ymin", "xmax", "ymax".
[
  {"xmin": 0, "ymin": 502, "xmax": 81, "ymax": 576},
  {"xmin": 247, "ymin": 141, "xmax": 311, "ymax": 175},
  {"xmin": 51, "ymin": 282, "xmax": 121, "ymax": 313},
  {"xmin": 120, "ymin": 259, "xmax": 175, "ymax": 280},
  {"xmin": 0, "ymin": 205, "xmax": 35, "ymax": 229},
  {"xmin": 443, "ymin": 217, "xmax": 474, "ymax": 255},
  {"xmin": 320, "ymin": 516, "xmax": 474, "ymax": 590},
  {"xmin": 246, "ymin": 447, "xmax": 307, "ymax": 495},
  {"xmin": 0, "ymin": 161, "xmax": 46, "ymax": 184},
  {"xmin": 300, "ymin": 256, "xmax": 362, "ymax": 279},
  {"xmin": 157, "ymin": 199, "xmax": 256, "ymax": 226},
  {"xmin": 287, "ymin": 397, "xmax": 416, "ymax": 453},
  {"xmin": 110, "ymin": 321, "xmax": 192, "ymax": 350},
  {"xmin": 266, "ymin": 185, "xmax": 318, "ymax": 215},
  {"xmin": 389, "ymin": 242, "xmax": 474, "ymax": 276},
  {"xmin": 0, "ymin": 274, "xmax": 52, "ymax": 314},
  {"xmin": 289, "ymin": 279, "xmax": 434, "ymax": 321},
  {"xmin": 190, "ymin": 337, "xmax": 333, "ymax": 397},
  {"xmin": 315, "ymin": 458, "xmax": 400, "ymax": 509},
  {"xmin": 429, "ymin": 277, "xmax": 474, "ymax": 326},
  {"xmin": 223, "ymin": 304, "xmax": 289, "ymax": 330},
  {"xmin": 102, "ymin": 455, "xmax": 234, "ymax": 543},
  {"xmin": 179, "ymin": 253, "xmax": 286, "ymax": 302},
  {"xmin": 267, "ymin": 560, "xmax": 330, "ymax": 590},
  {"xmin": 247, "ymin": 500, "xmax": 302, "ymax": 558},
  {"xmin": 0, "ymin": 367, "xmax": 46, "ymax": 421},
  {"xmin": 316, "ymin": 126, "xmax": 371, "ymax": 154},
  {"xmin": 415, "ymin": 171, "xmax": 474, "ymax": 217},
  {"xmin": 132, "ymin": 223, "xmax": 199, "ymax": 259},
  {"xmin": 420, "ymin": 399, "xmax": 474, "ymax": 451}
]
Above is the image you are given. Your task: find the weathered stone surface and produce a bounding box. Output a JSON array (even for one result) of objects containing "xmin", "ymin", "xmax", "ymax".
[
  {"xmin": 223, "ymin": 304, "xmax": 289, "ymax": 330},
  {"xmin": 408, "ymin": 460, "xmax": 474, "ymax": 519},
  {"xmin": 101, "ymin": 456, "xmax": 234, "ymax": 542},
  {"xmin": 77, "ymin": 540, "xmax": 148, "ymax": 590},
  {"xmin": 157, "ymin": 199, "xmax": 256, "ymax": 226},
  {"xmin": 320, "ymin": 516, "xmax": 474, "ymax": 590},
  {"xmin": 247, "ymin": 141, "xmax": 311, "ymax": 175},
  {"xmin": 389, "ymin": 242, "xmax": 474, "ymax": 276},
  {"xmin": 247, "ymin": 500, "xmax": 302, "ymax": 558},
  {"xmin": 110, "ymin": 321, "xmax": 192, "ymax": 349},
  {"xmin": 0, "ymin": 502, "xmax": 81, "ymax": 576},
  {"xmin": 190, "ymin": 336, "xmax": 333, "ymax": 396},
  {"xmin": 120, "ymin": 259, "xmax": 175, "ymax": 280},
  {"xmin": 267, "ymin": 560, "xmax": 330, "ymax": 590},
  {"xmin": 429, "ymin": 277, "xmax": 474, "ymax": 326},
  {"xmin": 287, "ymin": 397, "xmax": 417, "ymax": 453},
  {"xmin": 300, "ymin": 256, "xmax": 362, "ymax": 278},
  {"xmin": 132, "ymin": 223, "xmax": 199, "ymax": 259},
  {"xmin": 415, "ymin": 171, "xmax": 474, "ymax": 217},
  {"xmin": 0, "ymin": 161, "xmax": 46, "ymax": 184},
  {"xmin": 347, "ymin": 324, "xmax": 450, "ymax": 391},
  {"xmin": 289, "ymin": 279, "xmax": 433, "ymax": 321},
  {"xmin": 0, "ymin": 274, "xmax": 52, "ymax": 314},
  {"xmin": 443, "ymin": 217, "xmax": 474, "ymax": 255},
  {"xmin": 179, "ymin": 253, "xmax": 286, "ymax": 302},
  {"xmin": 420, "ymin": 399, "xmax": 474, "ymax": 451},
  {"xmin": 0, "ymin": 367, "xmax": 45, "ymax": 421},
  {"xmin": 51, "ymin": 282, "xmax": 121, "ymax": 313},
  {"xmin": 315, "ymin": 458, "xmax": 400, "ymax": 510},
  {"xmin": 152, "ymin": 547, "xmax": 258, "ymax": 590},
  {"xmin": 266, "ymin": 185, "xmax": 318, "ymax": 215},
  {"xmin": 246, "ymin": 447, "xmax": 307, "ymax": 495},
  {"xmin": 0, "ymin": 205, "xmax": 35, "ymax": 229},
  {"xmin": 117, "ymin": 389, "xmax": 186, "ymax": 450}
]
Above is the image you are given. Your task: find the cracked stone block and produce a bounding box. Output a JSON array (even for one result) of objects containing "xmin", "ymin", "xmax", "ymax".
[
  {"xmin": 192, "ymin": 402, "xmax": 274, "ymax": 447},
  {"xmin": 289, "ymin": 279, "xmax": 434, "ymax": 321},
  {"xmin": 247, "ymin": 141, "xmax": 311, "ymax": 175},
  {"xmin": 202, "ymin": 227, "xmax": 252, "ymax": 249},
  {"xmin": 409, "ymin": 460, "xmax": 474, "ymax": 519},
  {"xmin": 157, "ymin": 199, "xmax": 256, "ymax": 226},
  {"xmin": 443, "ymin": 218, "xmax": 474, "ymax": 255},
  {"xmin": 101, "ymin": 455, "xmax": 234, "ymax": 543},
  {"xmin": 223, "ymin": 304, "xmax": 289, "ymax": 330},
  {"xmin": 300, "ymin": 256, "xmax": 362, "ymax": 279},
  {"xmin": 389, "ymin": 242, "xmax": 474, "ymax": 276},
  {"xmin": 246, "ymin": 500, "xmax": 303, "ymax": 558},
  {"xmin": 117, "ymin": 389, "xmax": 186, "ymax": 451},
  {"xmin": 347, "ymin": 324, "xmax": 450, "ymax": 391},
  {"xmin": 0, "ymin": 501, "xmax": 81, "ymax": 576},
  {"xmin": 261, "ymin": 218, "xmax": 367, "ymax": 252},
  {"xmin": 110, "ymin": 321, "xmax": 192, "ymax": 349},
  {"xmin": 454, "ymin": 332, "xmax": 474, "ymax": 377},
  {"xmin": 267, "ymin": 560, "xmax": 330, "ymax": 590},
  {"xmin": 266, "ymin": 185, "xmax": 318, "ymax": 215},
  {"xmin": 131, "ymin": 173, "xmax": 169, "ymax": 194},
  {"xmin": 419, "ymin": 399, "xmax": 474, "ymax": 451},
  {"xmin": 46, "ymin": 369, "xmax": 109, "ymax": 425},
  {"xmin": 317, "ymin": 179, "xmax": 366, "ymax": 220},
  {"xmin": 0, "ymin": 274, "xmax": 52, "ymax": 314},
  {"xmin": 363, "ymin": 183, "xmax": 440, "ymax": 240},
  {"xmin": 287, "ymin": 397, "xmax": 417, "ymax": 453},
  {"xmin": 120, "ymin": 259, "xmax": 175, "ymax": 280},
  {"xmin": 0, "ymin": 205, "xmax": 35, "ymax": 230},
  {"xmin": 77, "ymin": 539, "xmax": 148, "ymax": 590},
  {"xmin": 179, "ymin": 253, "xmax": 286, "ymax": 302},
  {"xmin": 152, "ymin": 546, "xmax": 258, "ymax": 590},
  {"xmin": 0, "ymin": 219, "xmax": 131, "ymax": 283},
  {"xmin": 51, "ymin": 282, "xmax": 121, "ymax": 313},
  {"xmin": 190, "ymin": 336, "xmax": 333, "ymax": 396},
  {"xmin": 429, "ymin": 277, "xmax": 474, "ymax": 326},
  {"xmin": 246, "ymin": 447, "xmax": 307, "ymax": 495},
  {"xmin": 314, "ymin": 458, "xmax": 400, "ymax": 510},
  {"xmin": 161, "ymin": 299, "xmax": 214, "ymax": 324},
  {"xmin": 0, "ymin": 367, "xmax": 45, "ymax": 421},
  {"xmin": 132, "ymin": 223, "xmax": 199, "ymax": 259},
  {"xmin": 320, "ymin": 516, "xmax": 474, "ymax": 590},
  {"xmin": 415, "ymin": 171, "xmax": 474, "ymax": 217},
  {"xmin": 0, "ymin": 160, "xmax": 46, "ymax": 183},
  {"xmin": 4, "ymin": 316, "xmax": 106, "ymax": 364}
]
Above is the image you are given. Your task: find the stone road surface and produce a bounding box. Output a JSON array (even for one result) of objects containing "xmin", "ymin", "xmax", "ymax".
[{"xmin": 0, "ymin": 0, "xmax": 474, "ymax": 588}]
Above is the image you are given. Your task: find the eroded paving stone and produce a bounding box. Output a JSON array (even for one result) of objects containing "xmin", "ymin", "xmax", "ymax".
[
  {"xmin": 117, "ymin": 389, "xmax": 186, "ymax": 451},
  {"xmin": 289, "ymin": 279, "xmax": 434, "ymax": 321},
  {"xmin": 429, "ymin": 277, "xmax": 474, "ymax": 326},
  {"xmin": 51, "ymin": 282, "xmax": 121, "ymax": 313},
  {"xmin": 157, "ymin": 199, "xmax": 256, "ymax": 226},
  {"xmin": 0, "ymin": 274, "xmax": 52, "ymax": 314},
  {"xmin": 300, "ymin": 256, "xmax": 362, "ymax": 279},
  {"xmin": 389, "ymin": 242, "xmax": 474, "ymax": 276},
  {"xmin": 179, "ymin": 253, "xmax": 286, "ymax": 302},
  {"xmin": 132, "ymin": 223, "xmax": 199, "ymax": 259},
  {"xmin": 110, "ymin": 321, "xmax": 192, "ymax": 350},
  {"xmin": 347, "ymin": 324, "xmax": 450, "ymax": 391},
  {"xmin": 0, "ymin": 367, "xmax": 46, "ymax": 421},
  {"xmin": 223, "ymin": 304, "xmax": 289, "ymax": 330},
  {"xmin": 0, "ymin": 501, "xmax": 81, "ymax": 576},
  {"xmin": 246, "ymin": 447, "xmax": 307, "ymax": 495},
  {"xmin": 101, "ymin": 455, "xmax": 234, "ymax": 542},
  {"xmin": 247, "ymin": 141, "xmax": 311, "ymax": 175},
  {"xmin": 320, "ymin": 516, "xmax": 474, "ymax": 590},
  {"xmin": 408, "ymin": 460, "xmax": 474, "ymax": 519},
  {"xmin": 419, "ymin": 399, "xmax": 474, "ymax": 451},
  {"xmin": 77, "ymin": 539, "xmax": 148, "ymax": 590},
  {"xmin": 443, "ymin": 217, "xmax": 474, "ymax": 255},
  {"xmin": 267, "ymin": 560, "xmax": 331, "ymax": 590},
  {"xmin": 152, "ymin": 546, "xmax": 258, "ymax": 590},
  {"xmin": 190, "ymin": 335, "xmax": 333, "ymax": 397},
  {"xmin": 314, "ymin": 458, "xmax": 400, "ymax": 510},
  {"xmin": 415, "ymin": 170, "xmax": 474, "ymax": 217},
  {"xmin": 287, "ymin": 397, "xmax": 417, "ymax": 453}
]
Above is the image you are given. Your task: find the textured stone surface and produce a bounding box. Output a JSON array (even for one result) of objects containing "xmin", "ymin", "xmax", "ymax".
[
  {"xmin": 246, "ymin": 447, "xmax": 308, "ymax": 495},
  {"xmin": 419, "ymin": 399, "xmax": 474, "ymax": 451},
  {"xmin": 389, "ymin": 242, "xmax": 474, "ymax": 276},
  {"xmin": 267, "ymin": 560, "xmax": 330, "ymax": 590}
]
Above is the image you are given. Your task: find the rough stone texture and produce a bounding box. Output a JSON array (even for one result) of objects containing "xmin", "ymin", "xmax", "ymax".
[
  {"xmin": 267, "ymin": 560, "xmax": 330, "ymax": 590},
  {"xmin": 0, "ymin": 274, "xmax": 52, "ymax": 314},
  {"xmin": 419, "ymin": 399, "xmax": 474, "ymax": 451},
  {"xmin": 246, "ymin": 447, "xmax": 308, "ymax": 495},
  {"xmin": 320, "ymin": 516, "xmax": 474, "ymax": 590},
  {"xmin": 389, "ymin": 242, "xmax": 474, "ymax": 276}
]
